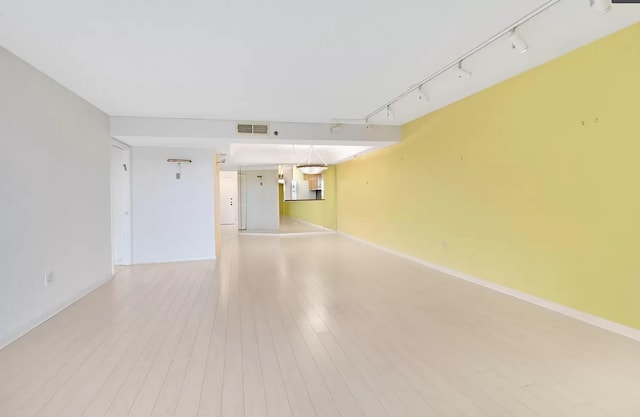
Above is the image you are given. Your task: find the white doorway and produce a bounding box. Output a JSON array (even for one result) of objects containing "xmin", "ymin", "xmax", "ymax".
[
  {"xmin": 219, "ymin": 171, "xmax": 238, "ymax": 225},
  {"xmin": 111, "ymin": 144, "xmax": 132, "ymax": 266}
]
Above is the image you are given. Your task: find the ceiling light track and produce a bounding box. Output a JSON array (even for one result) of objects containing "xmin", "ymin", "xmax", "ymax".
[{"xmin": 362, "ymin": 0, "xmax": 563, "ymax": 122}]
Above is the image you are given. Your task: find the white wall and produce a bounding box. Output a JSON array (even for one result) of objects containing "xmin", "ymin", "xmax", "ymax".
[
  {"xmin": 244, "ymin": 170, "xmax": 279, "ymax": 231},
  {"xmin": 0, "ymin": 46, "xmax": 112, "ymax": 349},
  {"xmin": 132, "ymin": 148, "xmax": 216, "ymax": 263},
  {"xmin": 111, "ymin": 143, "xmax": 132, "ymax": 265}
]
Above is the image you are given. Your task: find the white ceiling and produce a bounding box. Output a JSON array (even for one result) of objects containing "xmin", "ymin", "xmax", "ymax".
[
  {"xmin": 1, "ymin": 0, "xmax": 638, "ymax": 168},
  {"xmin": 1, "ymin": 0, "xmax": 637, "ymax": 128}
]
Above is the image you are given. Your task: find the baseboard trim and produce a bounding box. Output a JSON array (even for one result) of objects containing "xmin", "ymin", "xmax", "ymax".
[
  {"xmin": 279, "ymin": 231, "xmax": 336, "ymax": 238},
  {"xmin": 0, "ymin": 272, "xmax": 116, "ymax": 351},
  {"xmin": 240, "ymin": 231, "xmax": 336, "ymax": 238},
  {"xmin": 290, "ymin": 218, "xmax": 334, "ymax": 232},
  {"xmin": 239, "ymin": 218, "xmax": 336, "ymax": 238},
  {"xmin": 339, "ymin": 232, "xmax": 640, "ymax": 343},
  {"xmin": 133, "ymin": 256, "xmax": 216, "ymax": 265}
]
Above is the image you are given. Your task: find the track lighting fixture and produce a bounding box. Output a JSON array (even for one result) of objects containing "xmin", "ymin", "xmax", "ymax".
[
  {"xmin": 364, "ymin": 0, "xmax": 568, "ymax": 122},
  {"xmin": 453, "ymin": 62, "xmax": 472, "ymax": 79},
  {"xmin": 509, "ymin": 28, "xmax": 529, "ymax": 54},
  {"xmin": 417, "ymin": 85, "xmax": 429, "ymax": 102},
  {"xmin": 589, "ymin": 0, "xmax": 611, "ymax": 14}
]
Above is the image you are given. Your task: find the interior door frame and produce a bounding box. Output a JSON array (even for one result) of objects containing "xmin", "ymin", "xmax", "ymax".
[{"xmin": 238, "ymin": 172, "xmax": 247, "ymax": 230}]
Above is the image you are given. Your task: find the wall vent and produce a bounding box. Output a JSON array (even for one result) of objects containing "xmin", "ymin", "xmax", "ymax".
[{"xmin": 237, "ymin": 123, "xmax": 269, "ymax": 135}]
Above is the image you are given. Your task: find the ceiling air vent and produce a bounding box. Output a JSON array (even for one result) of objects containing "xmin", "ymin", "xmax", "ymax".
[
  {"xmin": 237, "ymin": 123, "xmax": 253, "ymax": 134},
  {"xmin": 252, "ymin": 124, "xmax": 269, "ymax": 135},
  {"xmin": 236, "ymin": 123, "xmax": 269, "ymax": 135}
]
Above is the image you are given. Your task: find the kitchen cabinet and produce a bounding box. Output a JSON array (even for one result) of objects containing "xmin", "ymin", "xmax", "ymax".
[{"xmin": 304, "ymin": 174, "xmax": 323, "ymax": 191}]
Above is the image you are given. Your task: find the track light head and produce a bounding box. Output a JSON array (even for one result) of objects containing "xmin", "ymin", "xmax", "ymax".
[
  {"xmin": 590, "ymin": 0, "xmax": 611, "ymax": 14},
  {"xmin": 386, "ymin": 105, "xmax": 394, "ymax": 120},
  {"xmin": 509, "ymin": 28, "xmax": 529, "ymax": 54},
  {"xmin": 453, "ymin": 62, "xmax": 472, "ymax": 79},
  {"xmin": 417, "ymin": 85, "xmax": 429, "ymax": 102}
]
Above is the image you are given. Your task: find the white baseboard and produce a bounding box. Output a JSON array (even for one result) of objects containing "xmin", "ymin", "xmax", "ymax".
[
  {"xmin": 279, "ymin": 231, "xmax": 337, "ymax": 238},
  {"xmin": 239, "ymin": 218, "xmax": 336, "ymax": 237},
  {"xmin": 133, "ymin": 256, "xmax": 216, "ymax": 265},
  {"xmin": 241, "ymin": 231, "xmax": 336, "ymax": 238},
  {"xmin": 339, "ymin": 232, "xmax": 640, "ymax": 343},
  {"xmin": 291, "ymin": 218, "xmax": 334, "ymax": 232},
  {"xmin": 0, "ymin": 272, "xmax": 116, "ymax": 351}
]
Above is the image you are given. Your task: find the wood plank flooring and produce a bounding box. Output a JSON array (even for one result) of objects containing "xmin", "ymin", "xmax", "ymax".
[{"xmin": 1, "ymin": 233, "xmax": 639, "ymax": 417}]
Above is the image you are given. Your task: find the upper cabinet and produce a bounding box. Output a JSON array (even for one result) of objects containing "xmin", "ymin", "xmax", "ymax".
[{"xmin": 304, "ymin": 174, "xmax": 323, "ymax": 191}]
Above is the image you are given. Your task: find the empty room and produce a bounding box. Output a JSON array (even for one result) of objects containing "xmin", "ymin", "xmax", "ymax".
[{"xmin": 1, "ymin": 0, "xmax": 640, "ymax": 416}]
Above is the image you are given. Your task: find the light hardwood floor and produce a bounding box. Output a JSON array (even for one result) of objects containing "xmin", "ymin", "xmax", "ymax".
[
  {"xmin": 1, "ymin": 234, "xmax": 639, "ymax": 417},
  {"xmin": 237, "ymin": 216, "xmax": 334, "ymax": 235}
]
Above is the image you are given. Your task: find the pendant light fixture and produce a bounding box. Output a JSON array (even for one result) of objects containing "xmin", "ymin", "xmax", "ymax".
[{"xmin": 296, "ymin": 145, "xmax": 328, "ymax": 175}]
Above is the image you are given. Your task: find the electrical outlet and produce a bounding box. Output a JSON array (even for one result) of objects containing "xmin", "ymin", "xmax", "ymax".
[
  {"xmin": 441, "ymin": 240, "xmax": 447, "ymax": 250},
  {"xmin": 44, "ymin": 271, "xmax": 54, "ymax": 286}
]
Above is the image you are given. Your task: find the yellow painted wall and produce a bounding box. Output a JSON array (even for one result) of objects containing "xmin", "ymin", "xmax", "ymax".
[
  {"xmin": 283, "ymin": 165, "xmax": 337, "ymax": 229},
  {"xmin": 336, "ymin": 24, "xmax": 640, "ymax": 330},
  {"xmin": 278, "ymin": 183, "xmax": 285, "ymax": 216}
]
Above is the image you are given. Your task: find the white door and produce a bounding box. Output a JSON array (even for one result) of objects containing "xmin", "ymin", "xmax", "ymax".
[
  {"xmin": 111, "ymin": 145, "xmax": 132, "ymax": 265},
  {"xmin": 219, "ymin": 171, "xmax": 238, "ymax": 225}
]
